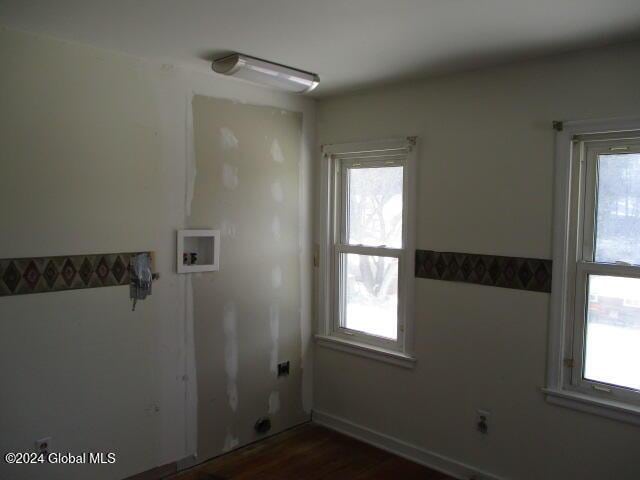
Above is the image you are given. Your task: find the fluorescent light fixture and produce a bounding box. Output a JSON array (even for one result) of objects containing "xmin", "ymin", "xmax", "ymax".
[{"xmin": 212, "ymin": 53, "xmax": 319, "ymax": 94}]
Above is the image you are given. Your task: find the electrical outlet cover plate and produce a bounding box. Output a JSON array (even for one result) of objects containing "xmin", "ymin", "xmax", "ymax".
[
  {"xmin": 35, "ymin": 437, "xmax": 52, "ymax": 454},
  {"xmin": 476, "ymin": 409, "xmax": 491, "ymax": 435},
  {"xmin": 476, "ymin": 409, "xmax": 491, "ymax": 419},
  {"xmin": 277, "ymin": 361, "xmax": 290, "ymax": 377}
]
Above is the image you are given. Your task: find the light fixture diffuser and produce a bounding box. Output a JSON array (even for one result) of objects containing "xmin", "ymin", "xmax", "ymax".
[{"xmin": 212, "ymin": 53, "xmax": 319, "ymax": 94}]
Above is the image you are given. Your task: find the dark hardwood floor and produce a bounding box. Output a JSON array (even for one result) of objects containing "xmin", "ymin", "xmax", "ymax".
[{"xmin": 171, "ymin": 423, "xmax": 453, "ymax": 480}]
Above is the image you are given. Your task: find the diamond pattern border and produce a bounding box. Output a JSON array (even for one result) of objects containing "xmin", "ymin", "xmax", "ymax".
[
  {"xmin": 0, "ymin": 252, "xmax": 146, "ymax": 297},
  {"xmin": 415, "ymin": 249, "xmax": 552, "ymax": 293}
]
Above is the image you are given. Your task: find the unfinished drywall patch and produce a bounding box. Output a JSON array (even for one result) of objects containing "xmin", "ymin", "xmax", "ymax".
[
  {"xmin": 223, "ymin": 302, "xmax": 239, "ymax": 412},
  {"xmin": 222, "ymin": 430, "xmax": 239, "ymax": 452},
  {"xmin": 190, "ymin": 95, "xmax": 305, "ymax": 461},
  {"xmin": 185, "ymin": 92, "xmax": 197, "ymax": 217},
  {"xmin": 184, "ymin": 275, "xmax": 198, "ymax": 460},
  {"xmin": 220, "ymin": 219, "xmax": 238, "ymax": 239},
  {"xmin": 270, "ymin": 139, "xmax": 285, "ymax": 163},
  {"xmin": 269, "ymin": 304, "xmax": 280, "ymax": 374},
  {"xmin": 271, "ymin": 216, "xmax": 281, "ymax": 240},
  {"xmin": 220, "ymin": 127, "xmax": 239, "ymax": 150},
  {"xmin": 222, "ymin": 163, "xmax": 239, "ymax": 190}
]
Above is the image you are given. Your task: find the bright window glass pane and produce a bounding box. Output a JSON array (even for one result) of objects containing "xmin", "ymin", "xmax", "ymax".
[
  {"xmin": 347, "ymin": 166, "xmax": 403, "ymax": 248},
  {"xmin": 595, "ymin": 153, "xmax": 640, "ymax": 264},
  {"xmin": 585, "ymin": 275, "xmax": 640, "ymax": 390},
  {"xmin": 343, "ymin": 253, "xmax": 398, "ymax": 340}
]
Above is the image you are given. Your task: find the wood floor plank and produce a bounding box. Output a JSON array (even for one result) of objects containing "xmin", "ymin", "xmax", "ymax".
[{"xmin": 169, "ymin": 424, "xmax": 454, "ymax": 480}]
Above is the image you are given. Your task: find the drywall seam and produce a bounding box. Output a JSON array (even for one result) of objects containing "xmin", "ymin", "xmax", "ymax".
[
  {"xmin": 183, "ymin": 89, "xmax": 198, "ymax": 459},
  {"xmin": 299, "ymin": 108, "xmax": 314, "ymax": 414},
  {"xmin": 271, "ymin": 215, "xmax": 281, "ymax": 240},
  {"xmin": 222, "ymin": 430, "xmax": 240, "ymax": 452},
  {"xmin": 185, "ymin": 91, "xmax": 196, "ymax": 217},
  {"xmin": 220, "ymin": 127, "xmax": 239, "ymax": 150},
  {"xmin": 222, "ymin": 163, "xmax": 239, "ymax": 190},
  {"xmin": 184, "ymin": 275, "xmax": 198, "ymax": 458},
  {"xmin": 223, "ymin": 302, "xmax": 239, "ymax": 413},
  {"xmin": 270, "ymin": 304, "xmax": 280, "ymax": 374},
  {"xmin": 271, "ymin": 139, "xmax": 285, "ymax": 163}
]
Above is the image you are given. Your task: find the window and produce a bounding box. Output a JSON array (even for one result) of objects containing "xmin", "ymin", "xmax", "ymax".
[
  {"xmin": 316, "ymin": 138, "xmax": 417, "ymax": 367},
  {"xmin": 547, "ymin": 117, "xmax": 640, "ymax": 424}
]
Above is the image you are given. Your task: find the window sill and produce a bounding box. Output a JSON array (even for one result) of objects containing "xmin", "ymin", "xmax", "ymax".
[
  {"xmin": 314, "ymin": 334, "xmax": 416, "ymax": 369},
  {"xmin": 542, "ymin": 387, "xmax": 640, "ymax": 426}
]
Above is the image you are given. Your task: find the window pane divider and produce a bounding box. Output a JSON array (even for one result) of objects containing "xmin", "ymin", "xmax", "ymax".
[
  {"xmin": 577, "ymin": 260, "xmax": 640, "ymax": 278},
  {"xmin": 341, "ymin": 157, "xmax": 406, "ymax": 169},
  {"xmin": 335, "ymin": 244, "xmax": 402, "ymax": 257}
]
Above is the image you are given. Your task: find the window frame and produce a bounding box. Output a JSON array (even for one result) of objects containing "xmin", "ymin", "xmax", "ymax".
[
  {"xmin": 317, "ymin": 138, "xmax": 417, "ymax": 367},
  {"xmin": 546, "ymin": 117, "xmax": 640, "ymax": 424},
  {"xmin": 572, "ymin": 138, "xmax": 640, "ymax": 403},
  {"xmin": 334, "ymin": 156, "xmax": 406, "ymax": 349}
]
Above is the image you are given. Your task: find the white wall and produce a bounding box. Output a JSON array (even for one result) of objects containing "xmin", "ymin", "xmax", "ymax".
[
  {"xmin": 314, "ymin": 41, "xmax": 640, "ymax": 480},
  {"xmin": 0, "ymin": 26, "xmax": 315, "ymax": 480}
]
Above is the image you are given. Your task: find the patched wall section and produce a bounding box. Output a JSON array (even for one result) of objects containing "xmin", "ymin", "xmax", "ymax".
[{"xmin": 190, "ymin": 96, "xmax": 305, "ymax": 460}]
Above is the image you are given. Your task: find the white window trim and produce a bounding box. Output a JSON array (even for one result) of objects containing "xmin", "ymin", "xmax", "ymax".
[
  {"xmin": 316, "ymin": 137, "xmax": 417, "ymax": 368},
  {"xmin": 547, "ymin": 116, "xmax": 640, "ymax": 425}
]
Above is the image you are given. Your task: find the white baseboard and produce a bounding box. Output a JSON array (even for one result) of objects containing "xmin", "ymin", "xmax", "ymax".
[{"xmin": 312, "ymin": 409, "xmax": 503, "ymax": 480}]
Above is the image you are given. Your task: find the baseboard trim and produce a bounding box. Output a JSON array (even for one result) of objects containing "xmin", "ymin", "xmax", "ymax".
[{"xmin": 312, "ymin": 409, "xmax": 503, "ymax": 480}]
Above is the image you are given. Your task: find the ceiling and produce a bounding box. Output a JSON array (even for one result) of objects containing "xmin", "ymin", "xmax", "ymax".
[{"xmin": 1, "ymin": 0, "xmax": 640, "ymax": 96}]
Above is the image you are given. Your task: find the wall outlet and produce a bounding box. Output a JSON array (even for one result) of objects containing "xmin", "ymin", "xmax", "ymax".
[
  {"xmin": 277, "ymin": 361, "xmax": 290, "ymax": 377},
  {"xmin": 476, "ymin": 409, "xmax": 491, "ymax": 435},
  {"xmin": 35, "ymin": 437, "xmax": 52, "ymax": 456}
]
